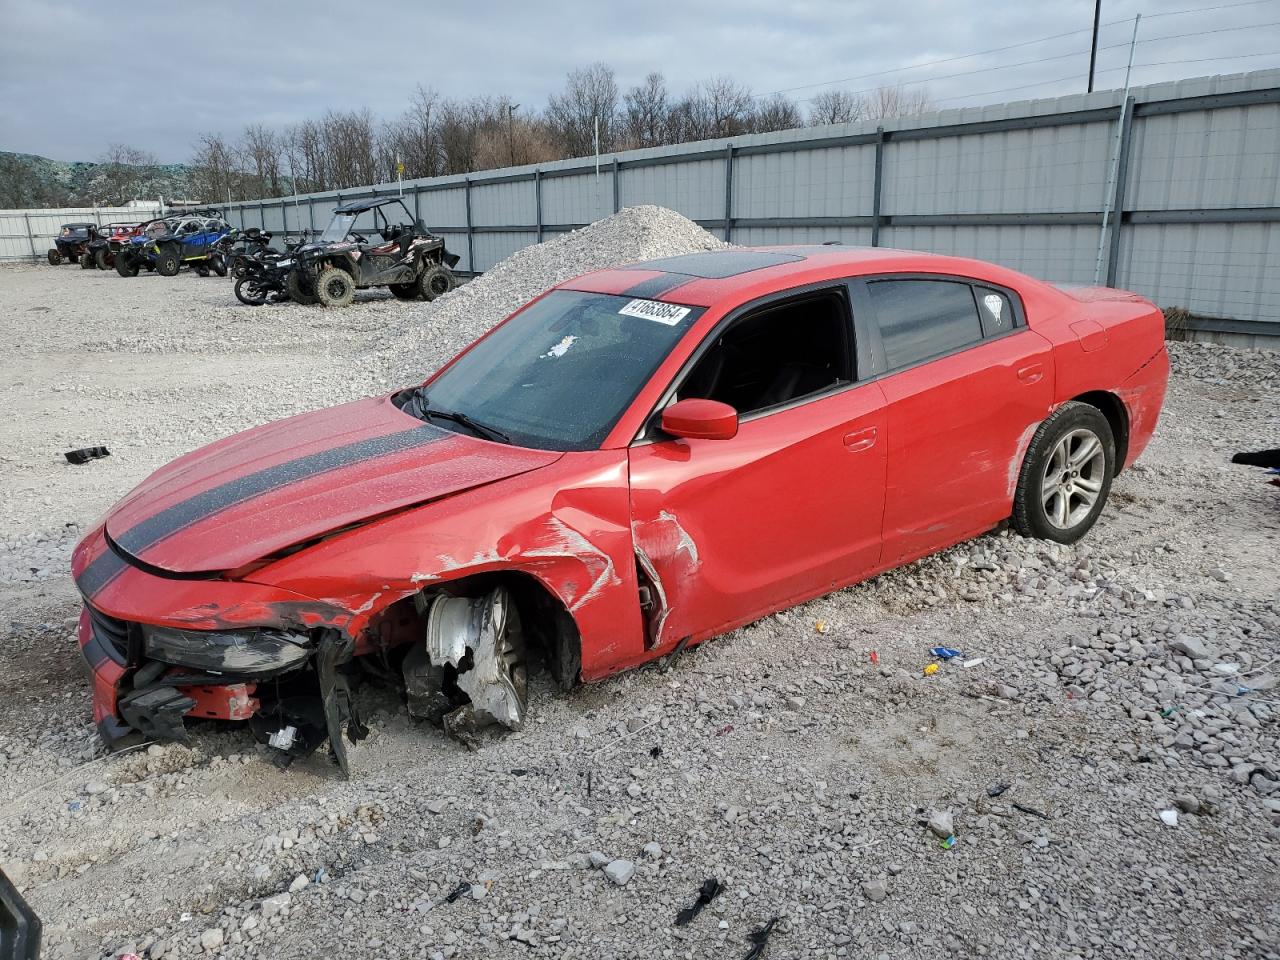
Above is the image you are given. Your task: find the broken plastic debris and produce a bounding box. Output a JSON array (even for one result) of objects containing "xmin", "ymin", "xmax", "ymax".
[
  {"xmin": 923, "ymin": 663, "xmax": 940, "ymax": 677},
  {"xmin": 64, "ymin": 446, "xmax": 110, "ymax": 465},
  {"xmin": 868, "ymin": 650, "xmax": 879, "ymax": 665},
  {"xmin": 674, "ymin": 877, "xmax": 721, "ymax": 926},
  {"xmin": 929, "ymin": 646, "xmax": 962, "ymax": 659},
  {"xmin": 1159, "ymin": 809, "xmax": 1179, "ymax": 827},
  {"xmin": 960, "ymin": 657, "xmax": 986, "ymax": 669},
  {"xmin": 1211, "ymin": 662, "xmax": 1240, "ymax": 675},
  {"xmin": 940, "ymin": 835, "xmax": 957, "ymax": 849},
  {"xmin": 814, "ymin": 619, "xmax": 829, "ymax": 634},
  {"xmin": 268, "ymin": 725, "xmax": 297, "ymax": 751},
  {"xmin": 743, "ymin": 917, "xmax": 779, "ymax": 960}
]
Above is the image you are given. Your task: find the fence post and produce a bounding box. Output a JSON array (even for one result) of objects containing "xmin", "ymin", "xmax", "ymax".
[
  {"xmin": 308, "ymin": 197, "xmax": 315, "ymax": 235},
  {"xmin": 23, "ymin": 212, "xmax": 37, "ymax": 260},
  {"xmin": 1105, "ymin": 96, "xmax": 1136, "ymax": 288},
  {"xmin": 723, "ymin": 144, "xmax": 735, "ymax": 242},
  {"xmin": 871, "ymin": 127, "xmax": 886, "ymax": 247},
  {"xmin": 464, "ymin": 178, "xmax": 474, "ymax": 273},
  {"xmin": 534, "ymin": 170, "xmax": 543, "ymax": 243},
  {"xmin": 612, "ymin": 158, "xmax": 620, "ymax": 214},
  {"xmin": 413, "ymin": 185, "xmax": 421, "ymax": 223}
]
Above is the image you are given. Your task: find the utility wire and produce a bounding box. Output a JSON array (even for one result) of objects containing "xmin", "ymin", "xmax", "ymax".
[{"xmin": 758, "ymin": 0, "xmax": 1279, "ymax": 99}]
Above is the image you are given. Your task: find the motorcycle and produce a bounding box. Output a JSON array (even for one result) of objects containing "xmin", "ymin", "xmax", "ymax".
[{"xmin": 233, "ymin": 251, "xmax": 294, "ymax": 305}]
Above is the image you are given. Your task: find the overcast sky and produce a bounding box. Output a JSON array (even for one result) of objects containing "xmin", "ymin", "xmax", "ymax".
[{"xmin": 2, "ymin": 0, "xmax": 1278, "ymax": 163}]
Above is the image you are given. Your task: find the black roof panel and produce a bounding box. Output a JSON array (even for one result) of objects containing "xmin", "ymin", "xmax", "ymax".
[
  {"xmin": 335, "ymin": 197, "xmax": 411, "ymax": 214},
  {"xmin": 625, "ymin": 250, "xmax": 806, "ymax": 279}
]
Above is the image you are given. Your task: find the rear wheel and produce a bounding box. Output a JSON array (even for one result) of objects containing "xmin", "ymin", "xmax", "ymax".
[
  {"xmin": 209, "ymin": 253, "xmax": 227, "ymax": 277},
  {"xmin": 315, "ymin": 266, "xmax": 356, "ymax": 308},
  {"xmin": 47, "ymin": 249, "xmax": 62, "ymax": 266},
  {"xmin": 95, "ymin": 247, "xmax": 110, "ymax": 270},
  {"xmin": 195, "ymin": 264, "xmax": 210, "ymax": 277},
  {"xmin": 234, "ymin": 277, "xmax": 269, "ymax": 306},
  {"xmin": 155, "ymin": 244, "xmax": 181, "ymax": 277},
  {"xmin": 286, "ymin": 268, "xmax": 318, "ymax": 305},
  {"xmin": 1012, "ymin": 401, "xmax": 1115, "ymax": 544},
  {"xmin": 80, "ymin": 250, "xmax": 95, "ymax": 269},
  {"xmin": 115, "ymin": 253, "xmax": 139, "ymax": 277},
  {"xmin": 417, "ymin": 263, "xmax": 455, "ymax": 302}
]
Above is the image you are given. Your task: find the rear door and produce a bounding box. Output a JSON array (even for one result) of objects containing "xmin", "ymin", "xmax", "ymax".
[
  {"xmin": 627, "ymin": 283, "xmax": 887, "ymax": 651},
  {"xmin": 855, "ymin": 275, "xmax": 1055, "ymax": 566}
]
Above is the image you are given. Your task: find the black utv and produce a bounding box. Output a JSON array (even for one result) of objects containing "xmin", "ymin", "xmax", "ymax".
[
  {"xmin": 47, "ymin": 222, "xmax": 99, "ymax": 266},
  {"xmin": 284, "ymin": 198, "xmax": 459, "ymax": 307}
]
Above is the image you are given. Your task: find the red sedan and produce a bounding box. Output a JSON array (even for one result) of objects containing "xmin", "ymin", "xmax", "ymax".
[{"xmin": 71, "ymin": 247, "xmax": 1169, "ymax": 768}]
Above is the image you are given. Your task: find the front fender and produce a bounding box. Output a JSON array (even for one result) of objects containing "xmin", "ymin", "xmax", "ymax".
[{"xmin": 244, "ymin": 451, "xmax": 648, "ymax": 679}]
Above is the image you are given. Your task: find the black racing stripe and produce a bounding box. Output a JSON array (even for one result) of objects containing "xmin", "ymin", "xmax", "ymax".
[
  {"xmin": 622, "ymin": 272, "xmax": 695, "ymax": 299},
  {"xmin": 76, "ymin": 548, "xmax": 130, "ymax": 600},
  {"xmin": 115, "ymin": 425, "xmax": 448, "ymax": 559},
  {"xmin": 79, "ymin": 424, "xmax": 447, "ymax": 597}
]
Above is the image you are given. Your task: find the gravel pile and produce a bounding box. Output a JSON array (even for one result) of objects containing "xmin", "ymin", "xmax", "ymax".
[
  {"xmin": 373, "ymin": 204, "xmax": 725, "ymax": 388},
  {"xmin": 1, "ymin": 239, "xmax": 1278, "ymax": 960},
  {"xmin": 1168, "ymin": 340, "xmax": 1280, "ymax": 385}
]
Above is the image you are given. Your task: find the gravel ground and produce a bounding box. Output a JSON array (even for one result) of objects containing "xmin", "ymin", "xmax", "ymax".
[{"xmin": 0, "ymin": 208, "xmax": 1277, "ymax": 960}]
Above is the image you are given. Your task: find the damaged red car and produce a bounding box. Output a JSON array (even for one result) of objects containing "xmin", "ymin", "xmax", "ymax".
[{"xmin": 72, "ymin": 247, "xmax": 1169, "ymax": 770}]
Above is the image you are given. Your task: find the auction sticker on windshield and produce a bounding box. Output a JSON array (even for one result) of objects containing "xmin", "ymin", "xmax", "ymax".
[{"xmin": 618, "ymin": 299, "xmax": 691, "ymax": 326}]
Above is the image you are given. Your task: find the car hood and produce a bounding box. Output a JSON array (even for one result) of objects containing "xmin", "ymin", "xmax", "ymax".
[{"xmin": 104, "ymin": 395, "xmax": 562, "ymax": 575}]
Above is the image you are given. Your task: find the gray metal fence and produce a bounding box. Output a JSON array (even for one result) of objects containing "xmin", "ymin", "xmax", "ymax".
[
  {"xmin": 12, "ymin": 70, "xmax": 1276, "ymax": 342},
  {"xmin": 0, "ymin": 204, "xmax": 165, "ymax": 261}
]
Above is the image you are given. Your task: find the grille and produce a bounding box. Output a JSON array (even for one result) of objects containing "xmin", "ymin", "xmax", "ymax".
[{"xmin": 87, "ymin": 604, "xmax": 131, "ymax": 661}]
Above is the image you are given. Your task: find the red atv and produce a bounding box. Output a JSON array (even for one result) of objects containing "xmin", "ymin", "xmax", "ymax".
[{"xmin": 88, "ymin": 222, "xmax": 143, "ymax": 271}]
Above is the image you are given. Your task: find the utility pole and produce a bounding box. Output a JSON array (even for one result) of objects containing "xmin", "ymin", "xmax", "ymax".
[
  {"xmin": 1088, "ymin": 0, "xmax": 1102, "ymax": 92},
  {"xmin": 507, "ymin": 103, "xmax": 520, "ymax": 167}
]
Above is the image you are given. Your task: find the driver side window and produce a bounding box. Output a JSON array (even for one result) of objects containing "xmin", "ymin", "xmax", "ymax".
[{"xmin": 676, "ymin": 287, "xmax": 854, "ymax": 417}]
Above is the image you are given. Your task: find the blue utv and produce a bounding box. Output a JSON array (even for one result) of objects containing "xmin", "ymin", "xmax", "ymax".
[{"xmin": 114, "ymin": 213, "xmax": 232, "ymax": 277}]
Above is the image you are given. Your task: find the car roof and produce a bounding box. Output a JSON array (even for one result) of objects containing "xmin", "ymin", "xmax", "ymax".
[
  {"xmin": 334, "ymin": 197, "xmax": 407, "ymax": 214},
  {"xmin": 560, "ymin": 245, "xmax": 1045, "ymax": 307}
]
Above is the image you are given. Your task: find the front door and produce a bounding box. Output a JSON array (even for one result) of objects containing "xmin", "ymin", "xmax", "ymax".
[{"xmin": 627, "ymin": 285, "xmax": 887, "ymax": 651}]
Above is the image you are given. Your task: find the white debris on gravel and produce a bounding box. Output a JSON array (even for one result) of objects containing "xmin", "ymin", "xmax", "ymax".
[
  {"xmin": 372, "ymin": 204, "xmax": 725, "ymax": 388},
  {"xmin": 1, "ymin": 222, "xmax": 1279, "ymax": 960}
]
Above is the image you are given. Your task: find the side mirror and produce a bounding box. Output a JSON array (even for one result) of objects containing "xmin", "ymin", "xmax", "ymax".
[{"xmin": 660, "ymin": 398, "xmax": 739, "ymax": 441}]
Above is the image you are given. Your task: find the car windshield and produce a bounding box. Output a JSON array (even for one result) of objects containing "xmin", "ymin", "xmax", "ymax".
[
  {"xmin": 62, "ymin": 226, "xmax": 89, "ymax": 238},
  {"xmin": 319, "ymin": 213, "xmax": 358, "ymax": 243},
  {"xmin": 415, "ymin": 290, "xmax": 703, "ymax": 451}
]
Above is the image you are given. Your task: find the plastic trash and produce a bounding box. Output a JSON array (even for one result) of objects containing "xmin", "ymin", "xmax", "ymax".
[
  {"xmin": 64, "ymin": 446, "xmax": 110, "ymax": 465},
  {"xmin": 868, "ymin": 650, "xmax": 879, "ymax": 665},
  {"xmin": 814, "ymin": 619, "xmax": 829, "ymax": 634},
  {"xmin": 923, "ymin": 663, "xmax": 940, "ymax": 676},
  {"xmin": 929, "ymin": 646, "xmax": 963, "ymax": 659},
  {"xmin": 940, "ymin": 835, "xmax": 956, "ymax": 849},
  {"xmin": 1159, "ymin": 809, "xmax": 1178, "ymax": 827}
]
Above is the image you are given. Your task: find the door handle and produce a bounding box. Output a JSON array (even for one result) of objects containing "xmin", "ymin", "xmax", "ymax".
[
  {"xmin": 843, "ymin": 426, "xmax": 877, "ymax": 452},
  {"xmin": 1017, "ymin": 363, "xmax": 1044, "ymax": 385}
]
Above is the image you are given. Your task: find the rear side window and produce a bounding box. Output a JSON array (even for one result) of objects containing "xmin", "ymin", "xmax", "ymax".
[
  {"xmin": 868, "ymin": 280, "xmax": 983, "ymax": 370},
  {"xmin": 974, "ymin": 286, "xmax": 1014, "ymax": 337}
]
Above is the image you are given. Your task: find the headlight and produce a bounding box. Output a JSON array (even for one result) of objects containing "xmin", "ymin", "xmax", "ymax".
[
  {"xmin": 141, "ymin": 624, "xmax": 312, "ymax": 675},
  {"xmin": 275, "ymin": 258, "xmax": 293, "ymax": 269}
]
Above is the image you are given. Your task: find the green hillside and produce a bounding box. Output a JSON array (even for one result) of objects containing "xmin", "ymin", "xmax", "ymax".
[{"xmin": 0, "ymin": 151, "xmax": 199, "ymax": 208}]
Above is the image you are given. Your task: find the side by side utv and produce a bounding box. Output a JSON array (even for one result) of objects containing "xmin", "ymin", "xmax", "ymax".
[
  {"xmin": 47, "ymin": 223, "xmax": 100, "ymax": 266},
  {"xmin": 114, "ymin": 213, "xmax": 231, "ymax": 278},
  {"xmin": 283, "ymin": 198, "xmax": 459, "ymax": 307}
]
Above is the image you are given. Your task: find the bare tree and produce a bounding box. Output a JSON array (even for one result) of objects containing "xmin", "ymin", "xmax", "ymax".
[
  {"xmin": 623, "ymin": 72, "xmax": 670, "ymax": 148},
  {"xmin": 751, "ymin": 93, "xmax": 803, "ymax": 133},
  {"xmin": 96, "ymin": 143, "xmax": 160, "ymax": 203},
  {"xmin": 808, "ymin": 89, "xmax": 865, "ymax": 126},
  {"xmin": 319, "ymin": 109, "xmax": 379, "ymax": 189},
  {"xmin": 546, "ymin": 63, "xmax": 619, "ymax": 157},
  {"xmin": 865, "ymin": 84, "xmax": 934, "ymax": 120},
  {"xmin": 241, "ymin": 124, "xmax": 282, "ymax": 197}
]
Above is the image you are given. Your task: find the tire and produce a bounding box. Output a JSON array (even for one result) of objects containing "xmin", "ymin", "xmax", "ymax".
[
  {"xmin": 315, "ymin": 266, "xmax": 356, "ymax": 308},
  {"xmin": 155, "ymin": 245, "xmax": 181, "ymax": 277},
  {"xmin": 1012, "ymin": 401, "xmax": 1115, "ymax": 544},
  {"xmin": 234, "ymin": 277, "xmax": 269, "ymax": 306},
  {"xmin": 80, "ymin": 250, "xmax": 95, "ymax": 269},
  {"xmin": 69, "ymin": 252, "xmax": 80, "ymax": 265},
  {"xmin": 95, "ymin": 247, "xmax": 110, "ymax": 270},
  {"xmin": 209, "ymin": 253, "xmax": 227, "ymax": 278},
  {"xmin": 115, "ymin": 253, "xmax": 139, "ymax": 277},
  {"xmin": 417, "ymin": 263, "xmax": 455, "ymax": 302},
  {"xmin": 389, "ymin": 282, "xmax": 418, "ymax": 300},
  {"xmin": 47, "ymin": 249, "xmax": 62, "ymax": 266},
  {"xmin": 195, "ymin": 264, "xmax": 210, "ymax": 277},
  {"xmin": 286, "ymin": 269, "xmax": 318, "ymax": 306}
]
